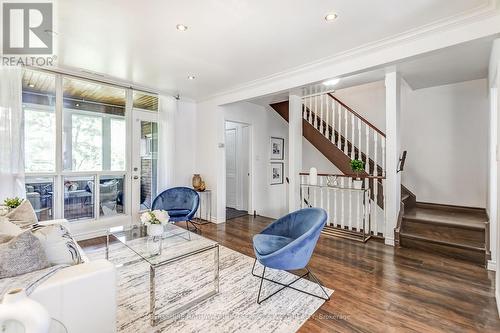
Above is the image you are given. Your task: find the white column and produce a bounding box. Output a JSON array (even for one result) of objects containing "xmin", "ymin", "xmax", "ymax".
[
  {"xmin": 289, "ymin": 94, "xmax": 303, "ymax": 212},
  {"xmin": 384, "ymin": 69, "xmax": 402, "ymax": 246}
]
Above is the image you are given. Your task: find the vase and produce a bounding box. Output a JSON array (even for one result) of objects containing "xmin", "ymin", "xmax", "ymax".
[
  {"xmin": 352, "ymin": 179, "xmax": 363, "ymax": 189},
  {"xmin": 0, "ymin": 288, "xmax": 50, "ymax": 333},
  {"xmin": 147, "ymin": 224, "xmax": 163, "ymax": 237},
  {"xmin": 192, "ymin": 174, "xmax": 202, "ymax": 190},
  {"xmin": 198, "ymin": 181, "xmax": 206, "ymax": 192}
]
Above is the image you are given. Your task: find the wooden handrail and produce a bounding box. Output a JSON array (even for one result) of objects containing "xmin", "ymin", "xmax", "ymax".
[
  {"xmin": 326, "ymin": 93, "xmax": 386, "ymax": 138},
  {"xmin": 299, "ymin": 172, "xmax": 385, "ymax": 180}
]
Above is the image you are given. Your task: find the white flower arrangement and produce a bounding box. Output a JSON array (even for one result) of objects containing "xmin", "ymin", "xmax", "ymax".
[{"xmin": 140, "ymin": 210, "xmax": 169, "ymax": 225}]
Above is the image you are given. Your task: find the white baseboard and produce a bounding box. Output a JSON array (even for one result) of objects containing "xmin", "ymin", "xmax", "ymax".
[
  {"xmin": 488, "ymin": 260, "xmax": 497, "ymax": 271},
  {"xmin": 497, "ymin": 288, "xmax": 500, "ymax": 318},
  {"xmin": 385, "ymin": 237, "xmax": 395, "ymax": 246}
]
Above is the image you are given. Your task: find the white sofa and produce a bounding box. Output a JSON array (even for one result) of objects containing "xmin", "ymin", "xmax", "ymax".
[{"xmin": 29, "ymin": 220, "xmax": 117, "ymax": 333}]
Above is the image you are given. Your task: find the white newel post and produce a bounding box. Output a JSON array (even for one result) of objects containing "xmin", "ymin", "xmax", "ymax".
[
  {"xmin": 384, "ymin": 69, "xmax": 402, "ymax": 246},
  {"xmin": 289, "ymin": 94, "xmax": 303, "ymax": 212}
]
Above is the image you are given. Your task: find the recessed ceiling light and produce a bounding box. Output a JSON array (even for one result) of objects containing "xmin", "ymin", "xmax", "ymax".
[
  {"xmin": 325, "ymin": 13, "xmax": 338, "ymax": 21},
  {"xmin": 28, "ymin": 83, "xmax": 35, "ymax": 88},
  {"xmin": 188, "ymin": 75, "xmax": 196, "ymax": 80},
  {"xmin": 176, "ymin": 24, "xmax": 188, "ymax": 31},
  {"xmin": 323, "ymin": 78, "xmax": 340, "ymax": 86}
]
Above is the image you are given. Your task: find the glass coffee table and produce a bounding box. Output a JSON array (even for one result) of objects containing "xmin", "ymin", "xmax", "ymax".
[{"xmin": 106, "ymin": 223, "xmax": 219, "ymax": 326}]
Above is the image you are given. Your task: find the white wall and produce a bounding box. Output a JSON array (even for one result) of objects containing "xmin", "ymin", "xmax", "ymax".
[
  {"xmin": 173, "ymin": 100, "xmax": 197, "ymax": 187},
  {"xmin": 302, "ymin": 138, "xmax": 341, "ymax": 174},
  {"xmin": 401, "ymin": 79, "xmax": 489, "ymax": 208},
  {"xmin": 334, "ymin": 80, "xmax": 387, "ymax": 132}
]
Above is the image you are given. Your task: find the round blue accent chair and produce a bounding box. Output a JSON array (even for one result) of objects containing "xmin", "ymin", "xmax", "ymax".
[
  {"xmin": 252, "ymin": 207, "xmax": 330, "ymax": 304},
  {"xmin": 152, "ymin": 187, "xmax": 200, "ymax": 233}
]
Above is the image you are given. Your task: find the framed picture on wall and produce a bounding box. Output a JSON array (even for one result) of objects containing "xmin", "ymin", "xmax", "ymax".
[
  {"xmin": 270, "ymin": 137, "xmax": 284, "ymax": 160},
  {"xmin": 270, "ymin": 162, "xmax": 284, "ymax": 185}
]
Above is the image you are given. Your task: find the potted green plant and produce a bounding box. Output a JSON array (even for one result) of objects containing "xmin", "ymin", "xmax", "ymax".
[
  {"xmin": 1, "ymin": 197, "xmax": 23, "ymax": 215},
  {"xmin": 350, "ymin": 159, "xmax": 365, "ymax": 189}
]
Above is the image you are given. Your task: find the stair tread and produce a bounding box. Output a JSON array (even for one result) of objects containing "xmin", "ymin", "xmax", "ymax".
[
  {"xmin": 399, "ymin": 232, "xmax": 485, "ymax": 251},
  {"xmin": 403, "ymin": 206, "xmax": 487, "ymax": 229}
]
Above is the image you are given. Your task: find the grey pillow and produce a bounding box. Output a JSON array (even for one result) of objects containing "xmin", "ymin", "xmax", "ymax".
[{"xmin": 0, "ymin": 231, "xmax": 50, "ymax": 278}]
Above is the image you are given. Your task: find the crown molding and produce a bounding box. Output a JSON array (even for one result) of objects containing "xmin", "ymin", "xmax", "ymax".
[{"xmin": 204, "ymin": 0, "xmax": 499, "ymax": 104}]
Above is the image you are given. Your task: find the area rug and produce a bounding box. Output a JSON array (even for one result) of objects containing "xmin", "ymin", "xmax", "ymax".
[{"xmin": 86, "ymin": 242, "xmax": 333, "ymax": 333}]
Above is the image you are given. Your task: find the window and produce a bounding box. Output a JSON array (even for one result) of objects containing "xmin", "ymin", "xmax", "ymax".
[
  {"xmin": 25, "ymin": 176, "xmax": 54, "ymax": 221},
  {"xmin": 23, "ymin": 70, "xmax": 56, "ymax": 173},
  {"xmin": 22, "ymin": 69, "xmax": 160, "ymax": 224},
  {"xmin": 63, "ymin": 77, "xmax": 126, "ymax": 172}
]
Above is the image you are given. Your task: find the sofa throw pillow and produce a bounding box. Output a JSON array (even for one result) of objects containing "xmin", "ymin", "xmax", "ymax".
[
  {"xmin": 4, "ymin": 200, "xmax": 38, "ymax": 229},
  {"xmin": 33, "ymin": 224, "xmax": 82, "ymax": 265},
  {"xmin": 0, "ymin": 231, "xmax": 50, "ymax": 278},
  {"xmin": 0, "ymin": 217, "xmax": 23, "ymax": 244}
]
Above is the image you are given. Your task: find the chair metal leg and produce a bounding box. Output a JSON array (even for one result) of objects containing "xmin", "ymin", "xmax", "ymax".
[
  {"xmin": 256, "ymin": 265, "xmax": 266, "ymax": 304},
  {"xmin": 187, "ymin": 220, "xmax": 200, "ymax": 233},
  {"xmin": 252, "ymin": 259, "xmax": 330, "ymax": 304}
]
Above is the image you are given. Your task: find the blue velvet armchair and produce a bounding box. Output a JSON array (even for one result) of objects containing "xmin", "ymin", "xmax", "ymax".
[
  {"xmin": 252, "ymin": 207, "xmax": 330, "ymax": 304},
  {"xmin": 152, "ymin": 187, "xmax": 200, "ymax": 232}
]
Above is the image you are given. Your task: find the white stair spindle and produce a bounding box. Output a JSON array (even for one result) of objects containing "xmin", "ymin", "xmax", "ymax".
[
  {"xmin": 330, "ymin": 99, "xmax": 335, "ymax": 144},
  {"xmin": 381, "ymin": 138, "xmax": 386, "ymax": 176},
  {"xmin": 320, "ymin": 94, "xmax": 324, "ymax": 135},
  {"xmin": 365, "ymin": 124, "xmax": 370, "ymax": 174},
  {"xmin": 337, "ymin": 102, "xmax": 341, "ymax": 148},
  {"xmin": 348, "ymin": 182, "xmax": 353, "ymax": 230},
  {"xmin": 333, "ymin": 185, "xmax": 337, "ymax": 227},
  {"xmin": 326, "ymin": 186, "xmax": 331, "ymax": 226},
  {"xmin": 343, "ymin": 108, "xmax": 348, "ymax": 155},
  {"xmin": 319, "ymin": 176, "xmax": 324, "ymax": 209},
  {"xmin": 374, "ymin": 132, "xmax": 378, "ymax": 176},
  {"xmin": 324, "ymin": 95, "xmax": 330, "ymax": 140},
  {"xmin": 357, "ymin": 118, "xmax": 362, "ymax": 161},
  {"xmin": 350, "ymin": 114, "xmax": 355, "ymax": 160},
  {"xmin": 340, "ymin": 177, "xmax": 345, "ymax": 229},
  {"xmin": 356, "ymin": 189, "xmax": 361, "ymax": 231}
]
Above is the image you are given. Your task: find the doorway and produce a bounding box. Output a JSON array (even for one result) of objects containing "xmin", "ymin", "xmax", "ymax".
[{"xmin": 225, "ymin": 121, "xmax": 251, "ymax": 220}]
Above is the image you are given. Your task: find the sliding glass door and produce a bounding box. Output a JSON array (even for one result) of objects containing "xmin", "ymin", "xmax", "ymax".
[{"xmin": 22, "ymin": 68, "xmax": 159, "ymax": 232}]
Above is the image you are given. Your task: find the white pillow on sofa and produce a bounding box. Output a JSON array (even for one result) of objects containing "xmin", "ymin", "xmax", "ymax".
[
  {"xmin": 0, "ymin": 217, "xmax": 23, "ymax": 243},
  {"xmin": 33, "ymin": 224, "xmax": 82, "ymax": 265}
]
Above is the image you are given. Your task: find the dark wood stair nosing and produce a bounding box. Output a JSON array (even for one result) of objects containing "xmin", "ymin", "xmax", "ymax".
[
  {"xmin": 399, "ymin": 232, "xmax": 486, "ymax": 252},
  {"xmin": 402, "ymin": 216, "xmax": 487, "ymax": 231}
]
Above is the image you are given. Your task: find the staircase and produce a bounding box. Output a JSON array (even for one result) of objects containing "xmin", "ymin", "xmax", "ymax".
[
  {"xmin": 400, "ymin": 203, "xmax": 487, "ymax": 265},
  {"xmin": 270, "ymin": 93, "xmax": 487, "ymax": 265}
]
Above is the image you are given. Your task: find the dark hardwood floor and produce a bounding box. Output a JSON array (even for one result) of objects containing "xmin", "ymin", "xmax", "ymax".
[{"xmin": 80, "ymin": 215, "xmax": 500, "ymax": 333}]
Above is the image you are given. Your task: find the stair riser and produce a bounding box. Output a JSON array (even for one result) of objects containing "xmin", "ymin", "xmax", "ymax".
[
  {"xmin": 400, "ymin": 237, "xmax": 485, "ymax": 265},
  {"xmin": 402, "ymin": 219, "xmax": 485, "ymax": 246}
]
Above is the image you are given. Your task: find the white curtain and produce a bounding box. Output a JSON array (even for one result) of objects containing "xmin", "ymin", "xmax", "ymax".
[
  {"xmin": 0, "ymin": 66, "xmax": 24, "ymax": 201},
  {"xmin": 157, "ymin": 95, "xmax": 177, "ymax": 193}
]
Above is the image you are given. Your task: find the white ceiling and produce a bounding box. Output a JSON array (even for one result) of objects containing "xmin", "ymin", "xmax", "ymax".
[
  {"xmin": 55, "ymin": 0, "xmax": 490, "ymax": 100},
  {"xmin": 250, "ymin": 35, "xmax": 496, "ymax": 105}
]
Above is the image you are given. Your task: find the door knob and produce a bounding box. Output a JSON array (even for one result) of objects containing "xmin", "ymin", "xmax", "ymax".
[{"xmin": 133, "ymin": 175, "xmax": 139, "ymax": 180}]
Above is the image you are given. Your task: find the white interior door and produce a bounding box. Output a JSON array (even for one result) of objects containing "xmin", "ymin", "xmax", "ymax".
[
  {"xmin": 226, "ymin": 128, "xmax": 237, "ymax": 209},
  {"xmin": 241, "ymin": 125, "xmax": 250, "ymax": 211},
  {"xmin": 131, "ymin": 110, "xmax": 159, "ymax": 220}
]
